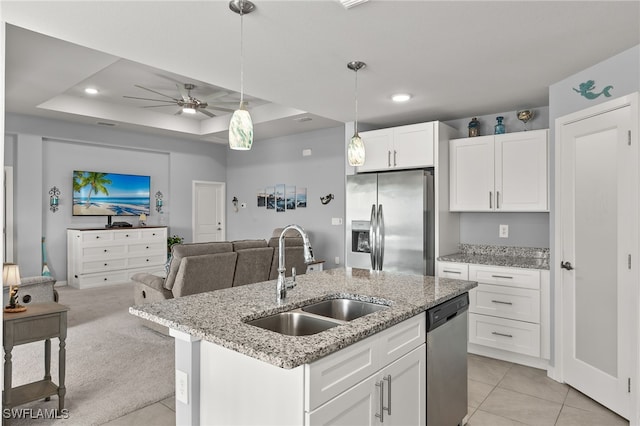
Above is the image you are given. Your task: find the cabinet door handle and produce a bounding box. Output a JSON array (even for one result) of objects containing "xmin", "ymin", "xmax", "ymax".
[
  {"xmin": 491, "ymin": 299, "xmax": 513, "ymax": 305},
  {"xmin": 387, "ymin": 151, "xmax": 391, "ymax": 167},
  {"xmin": 492, "ymin": 331, "xmax": 513, "ymax": 338},
  {"xmin": 491, "ymin": 274, "xmax": 513, "ymax": 279},
  {"xmin": 375, "ymin": 380, "xmax": 384, "ymax": 422},
  {"xmin": 443, "ymin": 270, "xmax": 461, "ymax": 274},
  {"xmin": 383, "ymin": 374, "xmax": 391, "ymax": 415},
  {"xmin": 489, "ymin": 192, "xmax": 492, "ymax": 209},
  {"xmin": 393, "ymin": 150, "xmax": 397, "ymax": 167},
  {"xmin": 497, "ymin": 191, "xmax": 500, "ymax": 209}
]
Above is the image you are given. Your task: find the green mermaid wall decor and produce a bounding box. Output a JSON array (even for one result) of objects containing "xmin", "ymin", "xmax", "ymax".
[{"xmin": 573, "ymin": 80, "xmax": 614, "ymax": 100}]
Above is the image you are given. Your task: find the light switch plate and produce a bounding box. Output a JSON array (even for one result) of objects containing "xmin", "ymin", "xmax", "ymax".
[
  {"xmin": 176, "ymin": 369, "xmax": 188, "ymax": 404},
  {"xmin": 499, "ymin": 224, "xmax": 509, "ymax": 238},
  {"xmin": 331, "ymin": 218, "xmax": 343, "ymax": 225}
]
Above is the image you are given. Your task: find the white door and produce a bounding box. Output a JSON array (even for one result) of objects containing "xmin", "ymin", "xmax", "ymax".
[
  {"xmin": 558, "ymin": 96, "xmax": 637, "ymax": 419},
  {"xmin": 192, "ymin": 181, "xmax": 225, "ymax": 243}
]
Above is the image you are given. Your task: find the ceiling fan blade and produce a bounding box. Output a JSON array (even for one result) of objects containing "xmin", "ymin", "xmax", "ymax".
[
  {"xmin": 205, "ymin": 105, "xmax": 235, "ymax": 113},
  {"xmin": 199, "ymin": 109, "xmax": 216, "ymax": 118},
  {"xmin": 174, "ymin": 109, "xmax": 183, "ymax": 116},
  {"xmin": 123, "ymin": 95, "xmax": 176, "ymax": 103},
  {"xmin": 142, "ymin": 104, "xmax": 176, "ymax": 108},
  {"xmin": 133, "ymin": 84, "xmax": 180, "ymax": 101}
]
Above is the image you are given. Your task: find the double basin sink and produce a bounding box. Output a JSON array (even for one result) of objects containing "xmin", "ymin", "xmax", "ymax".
[{"xmin": 246, "ymin": 298, "xmax": 388, "ymax": 336}]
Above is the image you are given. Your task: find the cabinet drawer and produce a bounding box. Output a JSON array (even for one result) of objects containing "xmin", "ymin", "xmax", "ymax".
[
  {"xmin": 128, "ymin": 242, "xmax": 165, "ymax": 254},
  {"xmin": 141, "ymin": 228, "xmax": 166, "ymax": 240},
  {"xmin": 128, "ymin": 254, "xmax": 166, "ymax": 268},
  {"xmin": 469, "ymin": 265, "xmax": 540, "ymax": 290},
  {"xmin": 82, "ymin": 245, "xmax": 127, "ymax": 258},
  {"xmin": 437, "ymin": 262, "xmax": 469, "ymax": 280},
  {"xmin": 470, "ymin": 284, "xmax": 540, "ymax": 323},
  {"xmin": 305, "ymin": 333, "xmax": 379, "ymax": 411},
  {"xmin": 469, "ymin": 313, "xmax": 540, "ymax": 357},
  {"xmin": 80, "ymin": 231, "xmax": 114, "ymax": 243},
  {"xmin": 114, "ymin": 230, "xmax": 141, "ymax": 240},
  {"xmin": 378, "ymin": 312, "xmax": 425, "ymax": 367},
  {"xmin": 76, "ymin": 271, "xmax": 129, "ymax": 288},
  {"xmin": 81, "ymin": 258, "xmax": 127, "ymax": 273}
]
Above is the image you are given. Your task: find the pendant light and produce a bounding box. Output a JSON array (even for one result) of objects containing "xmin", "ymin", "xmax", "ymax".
[
  {"xmin": 347, "ymin": 61, "xmax": 366, "ymax": 166},
  {"xmin": 228, "ymin": 0, "xmax": 255, "ymax": 150}
]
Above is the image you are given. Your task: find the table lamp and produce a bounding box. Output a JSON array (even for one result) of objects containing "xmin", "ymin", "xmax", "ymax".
[
  {"xmin": 139, "ymin": 213, "xmax": 147, "ymax": 226},
  {"xmin": 4, "ymin": 263, "xmax": 26, "ymax": 313}
]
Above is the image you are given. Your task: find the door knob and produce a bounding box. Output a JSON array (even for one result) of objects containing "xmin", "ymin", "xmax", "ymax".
[{"xmin": 561, "ymin": 261, "xmax": 574, "ymax": 270}]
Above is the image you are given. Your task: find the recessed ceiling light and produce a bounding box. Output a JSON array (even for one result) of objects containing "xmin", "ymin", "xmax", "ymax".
[
  {"xmin": 391, "ymin": 93, "xmax": 412, "ymax": 103},
  {"xmin": 84, "ymin": 87, "xmax": 99, "ymax": 95},
  {"xmin": 338, "ymin": 0, "xmax": 369, "ymax": 9}
]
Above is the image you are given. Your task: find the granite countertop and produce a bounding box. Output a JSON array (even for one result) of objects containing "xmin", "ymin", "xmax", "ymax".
[
  {"xmin": 437, "ymin": 244, "xmax": 550, "ymax": 270},
  {"xmin": 129, "ymin": 268, "xmax": 476, "ymax": 369}
]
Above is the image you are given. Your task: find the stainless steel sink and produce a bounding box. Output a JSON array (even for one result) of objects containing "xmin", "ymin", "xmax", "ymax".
[
  {"xmin": 246, "ymin": 312, "xmax": 340, "ymax": 336},
  {"xmin": 301, "ymin": 298, "xmax": 388, "ymax": 321}
]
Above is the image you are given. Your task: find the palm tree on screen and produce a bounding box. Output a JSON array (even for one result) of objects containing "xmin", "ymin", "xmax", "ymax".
[{"xmin": 75, "ymin": 172, "xmax": 112, "ymax": 207}]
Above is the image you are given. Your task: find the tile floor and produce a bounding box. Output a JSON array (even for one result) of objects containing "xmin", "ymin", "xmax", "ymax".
[{"xmin": 103, "ymin": 354, "xmax": 629, "ymax": 426}]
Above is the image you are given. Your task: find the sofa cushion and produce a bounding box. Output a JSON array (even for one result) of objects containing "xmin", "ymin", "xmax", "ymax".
[
  {"xmin": 171, "ymin": 252, "xmax": 238, "ymax": 297},
  {"xmin": 131, "ymin": 272, "xmax": 166, "ymax": 292},
  {"xmin": 233, "ymin": 247, "xmax": 274, "ymax": 287},
  {"xmin": 165, "ymin": 242, "xmax": 233, "ymax": 291},
  {"xmin": 232, "ymin": 239, "xmax": 268, "ymax": 251}
]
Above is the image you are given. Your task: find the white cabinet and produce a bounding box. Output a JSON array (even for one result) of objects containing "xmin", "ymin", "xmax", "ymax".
[
  {"xmin": 449, "ymin": 129, "xmax": 549, "ymax": 211},
  {"xmin": 358, "ymin": 122, "xmax": 435, "ymax": 172},
  {"xmin": 437, "ymin": 261, "xmax": 469, "ymax": 280},
  {"xmin": 466, "ymin": 264, "xmax": 550, "ymax": 367},
  {"xmin": 67, "ymin": 227, "xmax": 167, "ymax": 289}
]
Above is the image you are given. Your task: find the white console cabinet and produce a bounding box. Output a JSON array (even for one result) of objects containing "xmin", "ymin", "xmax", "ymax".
[
  {"xmin": 449, "ymin": 129, "xmax": 549, "ymax": 212},
  {"xmin": 67, "ymin": 227, "xmax": 167, "ymax": 289}
]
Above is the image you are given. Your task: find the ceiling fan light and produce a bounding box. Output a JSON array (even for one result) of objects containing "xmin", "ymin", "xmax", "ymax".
[
  {"xmin": 182, "ymin": 107, "xmax": 197, "ymax": 114},
  {"xmin": 347, "ymin": 133, "xmax": 365, "ymax": 166},
  {"xmin": 229, "ymin": 108, "xmax": 253, "ymax": 150}
]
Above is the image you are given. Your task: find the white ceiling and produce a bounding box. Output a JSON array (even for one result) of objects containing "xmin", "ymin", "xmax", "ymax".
[{"xmin": 3, "ymin": 1, "xmax": 639, "ymax": 145}]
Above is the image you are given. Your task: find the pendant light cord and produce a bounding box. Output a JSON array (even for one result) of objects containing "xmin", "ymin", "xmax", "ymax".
[
  {"xmin": 239, "ymin": 7, "xmax": 245, "ymax": 107},
  {"xmin": 354, "ymin": 68, "xmax": 359, "ymax": 134}
]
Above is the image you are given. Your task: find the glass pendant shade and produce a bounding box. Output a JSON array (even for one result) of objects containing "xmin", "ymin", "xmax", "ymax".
[
  {"xmin": 229, "ymin": 108, "xmax": 254, "ymax": 150},
  {"xmin": 348, "ymin": 133, "xmax": 365, "ymax": 166}
]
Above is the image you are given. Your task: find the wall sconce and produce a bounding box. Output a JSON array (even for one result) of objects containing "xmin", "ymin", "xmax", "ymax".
[
  {"xmin": 49, "ymin": 186, "xmax": 60, "ymax": 212},
  {"xmin": 320, "ymin": 194, "xmax": 334, "ymax": 205},
  {"xmin": 232, "ymin": 196, "xmax": 239, "ymax": 213},
  {"xmin": 155, "ymin": 191, "xmax": 164, "ymax": 213}
]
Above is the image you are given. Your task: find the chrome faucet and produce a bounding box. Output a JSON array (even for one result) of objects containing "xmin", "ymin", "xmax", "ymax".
[{"xmin": 276, "ymin": 224, "xmax": 315, "ymax": 302}]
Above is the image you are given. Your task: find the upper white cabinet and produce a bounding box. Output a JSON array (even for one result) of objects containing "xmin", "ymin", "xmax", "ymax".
[
  {"xmin": 358, "ymin": 122, "xmax": 435, "ymax": 172},
  {"xmin": 449, "ymin": 129, "xmax": 549, "ymax": 212}
]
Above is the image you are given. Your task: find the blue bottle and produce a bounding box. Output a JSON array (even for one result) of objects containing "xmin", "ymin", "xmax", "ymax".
[{"xmin": 494, "ymin": 116, "xmax": 505, "ymax": 134}]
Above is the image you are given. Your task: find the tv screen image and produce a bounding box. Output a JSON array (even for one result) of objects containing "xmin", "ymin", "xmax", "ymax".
[{"xmin": 73, "ymin": 171, "xmax": 151, "ymax": 216}]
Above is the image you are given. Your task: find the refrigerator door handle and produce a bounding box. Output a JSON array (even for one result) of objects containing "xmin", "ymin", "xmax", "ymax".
[
  {"xmin": 369, "ymin": 204, "xmax": 377, "ymax": 270},
  {"xmin": 378, "ymin": 204, "xmax": 385, "ymax": 270}
]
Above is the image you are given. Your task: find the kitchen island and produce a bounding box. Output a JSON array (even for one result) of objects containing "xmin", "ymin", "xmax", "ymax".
[{"xmin": 130, "ymin": 267, "xmax": 476, "ymax": 425}]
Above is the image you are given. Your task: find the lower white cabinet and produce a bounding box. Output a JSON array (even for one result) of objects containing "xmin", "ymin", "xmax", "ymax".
[
  {"xmin": 437, "ymin": 261, "xmax": 469, "ymax": 280},
  {"xmin": 199, "ymin": 313, "xmax": 426, "ymax": 426},
  {"xmin": 67, "ymin": 227, "xmax": 167, "ymax": 288},
  {"xmin": 307, "ymin": 345, "xmax": 425, "ymax": 425}
]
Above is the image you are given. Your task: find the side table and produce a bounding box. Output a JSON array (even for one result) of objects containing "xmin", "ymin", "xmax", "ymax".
[{"xmin": 2, "ymin": 302, "xmax": 69, "ymax": 414}]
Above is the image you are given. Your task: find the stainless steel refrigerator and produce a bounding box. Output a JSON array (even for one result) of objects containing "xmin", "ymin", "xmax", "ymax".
[{"xmin": 346, "ymin": 169, "xmax": 435, "ymax": 275}]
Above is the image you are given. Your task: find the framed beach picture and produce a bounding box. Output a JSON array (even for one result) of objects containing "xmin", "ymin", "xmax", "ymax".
[
  {"xmin": 275, "ymin": 184, "xmax": 285, "ymax": 212},
  {"xmin": 257, "ymin": 188, "xmax": 266, "ymax": 207},
  {"xmin": 266, "ymin": 187, "xmax": 275, "ymax": 210},
  {"xmin": 286, "ymin": 186, "xmax": 296, "ymax": 210},
  {"xmin": 296, "ymin": 187, "xmax": 307, "ymax": 208}
]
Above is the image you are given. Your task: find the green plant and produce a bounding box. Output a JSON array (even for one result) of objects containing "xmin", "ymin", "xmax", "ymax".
[{"xmin": 167, "ymin": 235, "xmax": 184, "ymax": 250}]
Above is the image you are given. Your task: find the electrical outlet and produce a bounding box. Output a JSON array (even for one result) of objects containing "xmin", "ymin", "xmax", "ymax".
[
  {"xmin": 331, "ymin": 217, "xmax": 343, "ymax": 225},
  {"xmin": 176, "ymin": 369, "xmax": 188, "ymax": 404},
  {"xmin": 335, "ymin": 256, "xmax": 340, "ymax": 265},
  {"xmin": 499, "ymin": 224, "xmax": 509, "ymax": 239},
  {"xmin": 240, "ymin": 202, "xmax": 247, "ymax": 209}
]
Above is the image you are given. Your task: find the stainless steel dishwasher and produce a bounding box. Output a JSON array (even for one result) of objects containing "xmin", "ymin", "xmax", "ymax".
[{"xmin": 427, "ymin": 293, "xmax": 469, "ymax": 426}]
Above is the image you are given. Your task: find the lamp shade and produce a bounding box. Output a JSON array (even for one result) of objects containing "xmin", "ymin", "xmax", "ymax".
[
  {"xmin": 3, "ymin": 263, "xmax": 21, "ymax": 287},
  {"xmin": 347, "ymin": 133, "xmax": 366, "ymax": 166},
  {"xmin": 229, "ymin": 108, "xmax": 254, "ymax": 150}
]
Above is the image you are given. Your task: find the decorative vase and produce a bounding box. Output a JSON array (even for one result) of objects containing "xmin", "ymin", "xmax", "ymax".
[
  {"xmin": 494, "ymin": 116, "xmax": 505, "ymax": 134},
  {"xmin": 468, "ymin": 117, "xmax": 480, "ymax": 137}
]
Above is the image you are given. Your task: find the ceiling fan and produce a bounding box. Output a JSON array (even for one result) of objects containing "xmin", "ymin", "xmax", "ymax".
[{"xmin": 123, "ymin": 83, "xmax": 238, "ymax": 117}]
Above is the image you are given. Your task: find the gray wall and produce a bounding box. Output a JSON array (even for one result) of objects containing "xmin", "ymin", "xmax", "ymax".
[
  {"xmin": 5, "ymin": 113, "xmax": 227, "ymax": 278},
  {"xmin": 226, "ymin": 126, "xmax": 346, "ymax": 269}
]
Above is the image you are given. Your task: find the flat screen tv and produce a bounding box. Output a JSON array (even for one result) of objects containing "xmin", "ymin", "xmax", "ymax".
[{"xmin": 72, "ymin": 171, "xmax": 151, "ymax": 216}]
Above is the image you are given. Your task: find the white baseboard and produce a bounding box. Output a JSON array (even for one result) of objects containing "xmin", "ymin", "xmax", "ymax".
[{"xmin": 468, "ymin": 343, "xmax": 550, "ymax": 371}]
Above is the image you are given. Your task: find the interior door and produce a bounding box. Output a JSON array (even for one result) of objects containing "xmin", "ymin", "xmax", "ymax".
[
  {"xmin": 192, "ymin": 181, "xmax": 225, "ymax": 243},
  {"xmin": 559, "ymin": 100, "xmax": 636, "ymax": 419}
]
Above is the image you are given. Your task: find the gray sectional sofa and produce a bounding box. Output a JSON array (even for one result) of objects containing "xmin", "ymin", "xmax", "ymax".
[{"xmin": 131, "ymin": 236, "xmax": 308, "ymax": 306}]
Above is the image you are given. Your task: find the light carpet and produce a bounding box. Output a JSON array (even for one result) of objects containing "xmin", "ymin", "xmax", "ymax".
[{"xmin": 5, "ymin": 283, "xmax": 174, "ymax": 425}]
